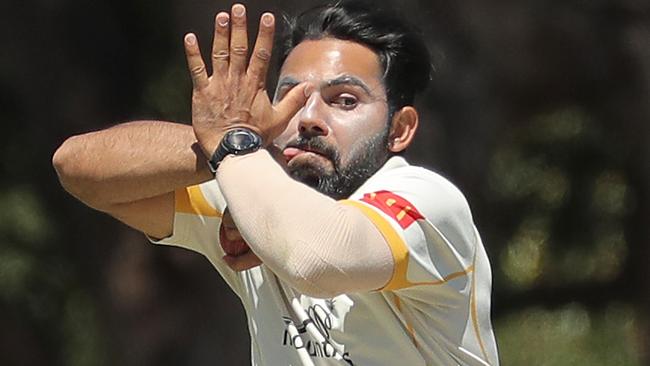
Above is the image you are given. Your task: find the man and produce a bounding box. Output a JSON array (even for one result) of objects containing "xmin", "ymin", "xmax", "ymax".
[{"xmin": 53, "ymin": 1, "xmax": 499, "ymax": 365}]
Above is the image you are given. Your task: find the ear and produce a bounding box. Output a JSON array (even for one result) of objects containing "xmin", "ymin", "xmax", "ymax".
[{"xmin": 387, "ymin": 106, "xmax": 419, "ymax": 153}]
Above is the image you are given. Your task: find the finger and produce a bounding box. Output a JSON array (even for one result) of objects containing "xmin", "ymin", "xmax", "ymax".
[
  {"xmin": 184, "ymin": 33, "xmax": 209, "ymax": 90},
  {"xmin": 229, "ymin": 3, "xmax": 249, "ymax": 76},
  {"xmin": 221, "ymin": 219, "xmax": 241, "ymax": 240},
  {"xmin": 211, "ymin": 12, "xmax": 231, "ymax": 77},
  {"xmin": 224, "ymin": 226, "xmax": 243, "ymax": 241},
  {"xmin": 223, "ymin": 251, "xmax": 263, "ymax": 271},
  {"xmin": 273, "ymin": 83, "xmax": 308, "ymax": 125},
  {"xmin": 219, "ymin": 221, "xmax": 246, "ymax": 253},
  {"xmin": 247, "ymin": 13, "xmax": 275, "ymax": 87},
  {"xmin": 221, "ymin": 208, "xmax": 242, "ymax": 239},
  {"xmin": 222, "ymin": 207, "xmax": 235, "ymax": 228}
]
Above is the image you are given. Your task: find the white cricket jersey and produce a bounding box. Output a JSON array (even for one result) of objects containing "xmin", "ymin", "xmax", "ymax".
[{"xmin": 152, "ymin": 156, "xmax": 499, "ymax": 365}]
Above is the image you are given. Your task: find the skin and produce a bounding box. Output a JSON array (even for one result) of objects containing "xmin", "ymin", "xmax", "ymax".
[
  {"xmin": 273, "ymin": 40, "xmax": 393, "ymax": 200},
  {"xmin": 183, "ymin": 5, "xmax": 308, "ymax": 156},
  {"xmin": 53, "ymin": 3, "xmax": 420, "ymax": 272},
  {"xmin": 274, "ymin": 38, "xmax": 390, "ymax": 173}
]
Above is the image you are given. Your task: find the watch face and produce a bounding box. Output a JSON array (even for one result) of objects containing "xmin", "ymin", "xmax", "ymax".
[
  {"xmin": 224, "ymin": 128, "xmax": 261, "ymax": 152},
  {"xmin": 209, "ymin": 128, "xmax": 262, "ymax": 172}
]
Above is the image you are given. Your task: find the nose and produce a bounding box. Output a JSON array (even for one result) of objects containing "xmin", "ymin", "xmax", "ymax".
[{"xmin": 298, "ymin": 93, "xmax": 329, "ymax": 138}]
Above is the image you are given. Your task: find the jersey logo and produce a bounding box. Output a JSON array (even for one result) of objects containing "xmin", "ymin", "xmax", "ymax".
[{"xmin": 360, "ymin": 191, "xmax": 423, "ymax": 229}]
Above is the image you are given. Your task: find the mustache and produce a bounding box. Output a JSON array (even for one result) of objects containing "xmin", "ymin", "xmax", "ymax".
[{"xmin": 285, "ymin": 136, "xmax": 340, "ymax": 164}]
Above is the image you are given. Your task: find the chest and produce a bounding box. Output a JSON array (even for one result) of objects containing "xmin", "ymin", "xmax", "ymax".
[{"xmin": 237, "ymin": 267, "xmax": 414, "ymax": 365}]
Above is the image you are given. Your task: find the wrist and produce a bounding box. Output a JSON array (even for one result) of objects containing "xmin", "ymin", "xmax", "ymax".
[
  {"xmin": 195, "ymin": 118, "xmax": 265, "ymax": 159},
  {"xmin": 207, "ymin": 127, "xmax": 263, "ymax": 174}
]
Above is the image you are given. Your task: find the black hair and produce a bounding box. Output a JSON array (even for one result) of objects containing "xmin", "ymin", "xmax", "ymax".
[{"xmin": 278, "ymin": 0, "xmax": 432, "ymax": 115}]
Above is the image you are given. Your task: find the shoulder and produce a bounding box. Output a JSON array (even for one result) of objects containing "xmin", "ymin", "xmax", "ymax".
[
  {"xmin": 174, "ymin": 179, "xmax": 227, "ymax": 216},
  {"xmin": 354, "ymin": 157, "xmax": 474, "ymax": 224}
]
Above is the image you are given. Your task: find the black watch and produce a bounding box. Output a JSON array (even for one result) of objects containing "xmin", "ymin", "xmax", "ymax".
[{"xmin": 207, "ymin": 128, "xmax": 263, "ymax": 173}]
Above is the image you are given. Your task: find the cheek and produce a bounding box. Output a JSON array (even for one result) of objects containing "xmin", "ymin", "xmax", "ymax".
[{"xmin": 330, "ymin": 105, "xmax": 388, "ymax": 157}]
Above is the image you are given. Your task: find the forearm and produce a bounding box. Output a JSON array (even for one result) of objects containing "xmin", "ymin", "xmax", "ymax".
[
  {"xmin": 217, "ymin": 150, "xmax": 393, "ymax": 298},
  {"xmin": 53, "ymin": 121, "xmax": 213, "ymax": 209}
]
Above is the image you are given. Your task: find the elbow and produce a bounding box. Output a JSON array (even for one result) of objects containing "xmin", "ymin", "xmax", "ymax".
[
  {"xmin": 282, "ymin": 239, "xmax": 348, "ymax": 299},
  {"xmin": 290, "ymin": 271, "xmax": 344, "ymax": 299},
  {"xmin": 272, "ymin": 244, "xmax": 335, "ymax": 299},
  {"xmin": 280, "ymin": 204, "xmax": 392, "ymax": 298},
  {"xmin": 52, "ymin": 136, "xmax": 78, "ymax": 191},
  {"xmin": 52, "ymin": 136, "xmax": 97, "ymax": 204}
]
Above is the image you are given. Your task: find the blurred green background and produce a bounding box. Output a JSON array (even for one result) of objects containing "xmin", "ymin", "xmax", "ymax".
[{"xmin": 1, "ymin": 0, "xmax": 648, "ymax": 364}]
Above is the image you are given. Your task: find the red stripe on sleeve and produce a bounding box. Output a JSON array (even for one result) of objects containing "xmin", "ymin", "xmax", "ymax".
[{"xmin": 360, "ymin": 191, "xmax": 423, "ymax": 229}]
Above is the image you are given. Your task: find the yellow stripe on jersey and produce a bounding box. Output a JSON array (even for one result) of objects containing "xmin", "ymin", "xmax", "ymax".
[
  {"xmin": 175, "ymin": 185, "xmax": 223, "ymax": 217},
  {"xmin": 393, "ymin": 294, "xmax": 419, "ymax": 349},
  {"xmin": 342, "ymin": 199, "xmax": 474, "ymax": 291},
  {"xmin": 470, "ymin": 258, "xmax": 490, "ymax": 362},
  {"xmin": 341, "ymin": 199, "xmax": 410, "ymax": 290},
  {"xmin": 418, "ymin": 265, "xmax": 474, "ymax": 286}
]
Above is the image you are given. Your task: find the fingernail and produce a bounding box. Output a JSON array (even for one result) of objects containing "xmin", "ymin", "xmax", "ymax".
[
  {"xmin": 262, "ymin": 13, "xmax": 274, "ymax": 26},
  {"xmin": 217, "ymin": 13, "xmax": 229, "ymax": 27},
  {"xmin": 304, "ymin": 84, "xmax": 315, "ymax": 97},
  {"xmin": 232, "ymin": 4, "xmax": 245, "ymax": 17},
  {"xmin": 185, "ymin": 33, "xmax": 196, "ymax": 45}
]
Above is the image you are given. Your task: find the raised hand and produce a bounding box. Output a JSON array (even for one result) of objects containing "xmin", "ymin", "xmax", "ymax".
[{"xmin": 183, "ymin": 3, "xmax": 307, "ymax": 158}]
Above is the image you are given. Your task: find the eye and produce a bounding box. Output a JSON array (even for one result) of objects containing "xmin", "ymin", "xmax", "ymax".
[{"xmin": 330, "ymin": 94, "xmax": 358, "ymax": 109}]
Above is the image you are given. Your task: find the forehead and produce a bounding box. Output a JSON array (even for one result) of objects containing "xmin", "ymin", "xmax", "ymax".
[{"xmin": 279, "ymin": 38, "xmax": 383, "ymax": 87}]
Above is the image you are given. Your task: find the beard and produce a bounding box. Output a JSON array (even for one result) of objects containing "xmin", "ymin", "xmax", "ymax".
[{"xmin": 285, "ymin": 128, "xmax": 390, "ymax": 200}]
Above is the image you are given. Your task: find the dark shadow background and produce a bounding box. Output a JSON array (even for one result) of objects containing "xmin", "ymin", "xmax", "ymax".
[{"xmin": 1, "ymin": 0, "xmax": 648, "ymax": 365}]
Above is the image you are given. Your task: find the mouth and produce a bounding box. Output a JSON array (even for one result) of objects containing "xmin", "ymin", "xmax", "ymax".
[{"xmin": 282, "ymin": 146, "xmax": 329, "ymax": 164}]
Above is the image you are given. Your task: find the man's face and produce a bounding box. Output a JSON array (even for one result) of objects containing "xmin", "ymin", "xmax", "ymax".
[{"xmin": 273, "ymin": 38, "xmax": 391, "ymax": 199}]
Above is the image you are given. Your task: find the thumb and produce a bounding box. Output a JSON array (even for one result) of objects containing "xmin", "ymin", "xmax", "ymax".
[{"xmin": 273, "ymin": 83, "xmax": 308, "ymax": 126}]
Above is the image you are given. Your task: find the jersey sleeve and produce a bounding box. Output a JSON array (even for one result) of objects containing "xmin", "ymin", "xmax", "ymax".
[
  {"xmin": 148, "ymin": 180, "xmax": 242, "ymax": 292},
  {"xmin": 344, "ymin": 162, "xmax": 499, "ymax": 365},
  {"xmin": 341, "ymin": 165, "xmax": 478, "ymax": 295}
]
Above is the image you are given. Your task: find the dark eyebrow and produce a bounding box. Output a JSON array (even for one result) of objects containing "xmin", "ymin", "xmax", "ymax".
[
  {"xmin": 274, "ymin": 75, "xmax": 375, "ymax": 99},
  {"xmin": 273, "ymin": 76, "xmax": 300, "ymax": 102},
  {"xmin": 326, "ymin": 75, "xmax": 373, "ymax": 96},
  {"xmin": 276, "ymin": 76, "xmax": 300, "ymax": 91}
]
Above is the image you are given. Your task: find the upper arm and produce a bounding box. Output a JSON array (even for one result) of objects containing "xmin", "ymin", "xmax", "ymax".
[
  {"xmin": 103, "ymin": 192, "xmax": 175, "ymax": 239},
  {"xmin": 344, "ymin": 168, "xmax": 477, "ymax": 294}
]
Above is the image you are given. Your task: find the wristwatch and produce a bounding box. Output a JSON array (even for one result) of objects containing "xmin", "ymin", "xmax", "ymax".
[{"xmin": 207, "ymin": 128, "xmax": 263, "ymax": 173}]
